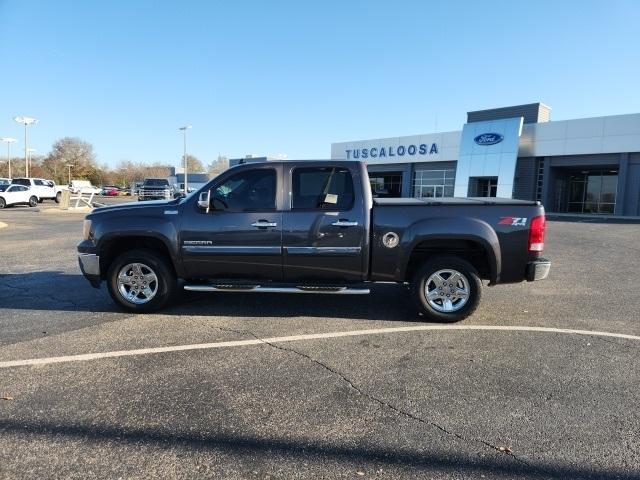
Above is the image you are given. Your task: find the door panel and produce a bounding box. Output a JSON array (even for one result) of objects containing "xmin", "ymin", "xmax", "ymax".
[
  {"xmin": 282, "ymin": 166, "xmax": 365, "ymax": 282},
  {"xmin": 180, "ymin": 165, "xmax": 284, "ymax": 280}
]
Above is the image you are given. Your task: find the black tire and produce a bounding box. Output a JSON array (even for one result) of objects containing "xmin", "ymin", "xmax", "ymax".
[
  {"xmin": 55, "ymin": 192, "xmax": 61, "ymax": 203},
  {"xmin": 29, "ymin": 196, "xmax": 38, "ymax": 207},
  {"xmin": 410, "ymin": 256, "xmax": 482, "ymax": 323},
  {"xmin": 106, "ymin": 248, "xmax": 177, "ymax": 313},
  {"xmin": 0, "ymin": 197, "xmax": 5, "ymax": 208}
]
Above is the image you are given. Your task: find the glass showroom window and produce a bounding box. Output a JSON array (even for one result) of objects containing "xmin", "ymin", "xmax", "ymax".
[{"xmin": 413, "ymin": 169, "xmax": 455, "ymax": 198}]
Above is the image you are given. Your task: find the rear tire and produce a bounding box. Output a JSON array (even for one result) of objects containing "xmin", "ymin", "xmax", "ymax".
[
  {"xmin": 410, "ymin": 256, "xmax": 481, "ymax": 323},
  {"xmin": 29, "ymin": 196, "xmax": 38, "ymax": 207},
  {"xmin": 106, "ymin": 249, "xmax": 177, "ymax": 313}
]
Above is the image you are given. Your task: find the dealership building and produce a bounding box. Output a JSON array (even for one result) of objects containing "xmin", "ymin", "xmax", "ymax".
[{"xmin": 330, "ymin": 103, "xmax": 640, "ymax": 216}]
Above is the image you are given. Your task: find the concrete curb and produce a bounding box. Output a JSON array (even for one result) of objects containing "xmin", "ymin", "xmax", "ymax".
[{"xmin": 43, "ymin": 207, "xmax": 93, "ymax": 214}]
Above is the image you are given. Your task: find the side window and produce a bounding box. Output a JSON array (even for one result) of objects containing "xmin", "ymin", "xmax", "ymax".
[
  {"xmin": 13, "ymin": 179, "xmax": 29, "ymax": 186},
  {"xmin": 34, "ymin": 179, "xmax": 45, "ymax": 186},
  {"xmin": 212, "ymin": 168, "xmax": 277, "ymax": 211},
  {"xmin": 292, "ymin": 167, "xmax": 355, "ymax": 210}
]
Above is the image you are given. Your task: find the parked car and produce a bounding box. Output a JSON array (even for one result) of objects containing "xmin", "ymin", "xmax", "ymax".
[
  {"xmin": 78, "ymin": 160, "xmax": 551, "ymax": 319},
  {"xmin": 11, "ymin": 177, "xmax": 58, "ymax": 203},
  {"xmin": 138, "ymin": 178, "xmax": 174, "ymax": 201},
  {"xmin": 69, "ymin": 180, "xmax": 102, "ymax": 195},
  {"xmin": 101, "ymin": 186, "xmax": 120, "ymax": 196},
  {"xmin": 0, "ymin": 184, "xmax": 38, "ymax": 208}
]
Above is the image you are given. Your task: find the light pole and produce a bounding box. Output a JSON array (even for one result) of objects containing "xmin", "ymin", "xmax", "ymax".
[
  {"xmin": 27, "ymin": 149, "xmax": 36, "ymax": 175},
  {"xmin": 179, "ymin": 125, "xmax": 192, "ymax": 194},
  {"xmin": 1, "ymin": 137, "xmax": 17, "ymax": 178},
  {"xmin": 13, "ymin": 116, "xmax": 38, "ymax": 177},
  {"xmin": 66, "ymin": 164, "xmax": 74, "ymax": 185}
]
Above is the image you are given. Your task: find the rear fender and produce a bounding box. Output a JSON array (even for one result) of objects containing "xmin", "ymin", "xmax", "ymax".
[{"xmin": 401, "ymin": 217, "xmax": 501, "ymax": 284}]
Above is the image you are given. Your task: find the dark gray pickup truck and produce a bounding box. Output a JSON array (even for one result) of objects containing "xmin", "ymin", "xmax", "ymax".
[{"xmin": 78, "ymin": 160, "xmax": 550, "ymax": 321}]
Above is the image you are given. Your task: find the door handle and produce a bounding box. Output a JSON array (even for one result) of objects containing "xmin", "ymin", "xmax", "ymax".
[
  {"xmin": 331, "ymin": 220, "xmax": 358, "ymax": 227},
  {"xmin": 251, "ymin": 220, "xmax": 278, "ymax": 228}
]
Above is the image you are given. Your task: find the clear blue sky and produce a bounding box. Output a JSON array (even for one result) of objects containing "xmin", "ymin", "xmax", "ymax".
[{"xmin": 1, "ymin": 0, "xmax": 639, "ymax": 168}]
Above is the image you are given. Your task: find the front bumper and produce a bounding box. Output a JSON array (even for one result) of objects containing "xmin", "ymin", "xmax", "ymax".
[
  {"xmin": 526, "ymin": 258, "xmax": 551, "ymax": 281},
  {"xmin": 78, "ymin": 253, "xmax": 101, "ymax": 288}
]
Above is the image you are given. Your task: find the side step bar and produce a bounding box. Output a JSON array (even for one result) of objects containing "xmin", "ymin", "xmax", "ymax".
[{"xmin": 183, "ymin": 285, "xmax": 370, "ymax": 295}]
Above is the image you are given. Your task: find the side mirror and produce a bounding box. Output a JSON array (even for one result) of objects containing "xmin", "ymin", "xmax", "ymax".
[{"xmin": 197, "ymin": 190, "xmax": 210, "ymax": 212}]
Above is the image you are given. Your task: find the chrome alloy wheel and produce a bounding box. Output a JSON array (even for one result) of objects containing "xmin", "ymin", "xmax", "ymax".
[
  {"xmin": 117, "ymin": 263, "xmax": 158, "ymax": 305},
  {"xmin": 424, "ymin": 269, "xmax": 470, "ymax": 313}
]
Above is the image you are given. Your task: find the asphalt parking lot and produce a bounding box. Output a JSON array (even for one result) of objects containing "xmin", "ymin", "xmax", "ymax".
[{"xmin": 0, "ymin": 202, "xmax": 639, "ymax": 479}]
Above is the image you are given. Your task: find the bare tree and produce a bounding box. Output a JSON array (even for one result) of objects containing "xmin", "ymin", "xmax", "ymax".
[
  {"xmin": 208, "ymin": 155, "xmax": 229, "ymax": 177},
  {"xmin": 43, "ymin": 137, "xmax": 98, "ymax": 184}
]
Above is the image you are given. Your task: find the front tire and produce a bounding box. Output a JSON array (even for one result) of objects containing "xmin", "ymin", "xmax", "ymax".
[
  {"xmin": 0, "ymin": 197, "xmax": 5, "ymax": 208},
  {"xmin": 29, "ymin": 196, "xmax": 38, "ymax": 207},
  {"xmin": 106, "ymin": 249, "xmax": 177, "ymax": 313},
  {"xmin": 55, "ymin": 192, "xmax": 61, "ymax": 203},
  {"xmin": 410, "ymin": 256, "xmax": 481, "ymax": 322}
]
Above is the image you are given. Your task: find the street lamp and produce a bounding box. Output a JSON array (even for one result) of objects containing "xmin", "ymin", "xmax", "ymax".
[
  {"xmin": 13, "ymin": 116, "xmax": 38, "ymax": 177},
  {"xmin": 179, "ymin": 125, "xmax": 192, "ymax": 194},
  {"xmin": 26, "ymin": 148, "xmax": 36, "ymax": 175},
  {"xmin": 66, "ymin": 164, "xmax": 74, "ymax": 185},
  {"xmin": 1, "ymin": 137, "xmax": 17, "ymax": 178}
]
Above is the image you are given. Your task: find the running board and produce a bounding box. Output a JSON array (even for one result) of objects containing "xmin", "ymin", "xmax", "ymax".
[{"xmin": 183, "ymin": 285, "xmax": 370, "ymax": 295}]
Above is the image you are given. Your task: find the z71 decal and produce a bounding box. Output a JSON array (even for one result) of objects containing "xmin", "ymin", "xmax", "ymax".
[{"xmin": 499, "ymin": 216, "xmax": 528, "ymax": 226}]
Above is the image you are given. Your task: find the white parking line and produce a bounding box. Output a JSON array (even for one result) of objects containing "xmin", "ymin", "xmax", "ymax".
[{"xmin": 1, "ymin": 324, "xmax": 639, "ymax": 369}]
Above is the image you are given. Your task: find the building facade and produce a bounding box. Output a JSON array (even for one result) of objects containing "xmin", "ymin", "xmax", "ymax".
[{"xmin": 331, "ymin": 103, "xmax": 640, "ymax": 216}]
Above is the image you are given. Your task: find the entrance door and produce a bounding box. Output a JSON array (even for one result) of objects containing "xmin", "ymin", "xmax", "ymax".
[{"xmin": 180, "ymin": 164, "xmax": 283, "ymax": 280}]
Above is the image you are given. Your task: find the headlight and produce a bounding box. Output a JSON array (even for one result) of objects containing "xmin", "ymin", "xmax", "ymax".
[{"xmin": 82, "ymin": 219, "xmax": 92, "ymax": 240}]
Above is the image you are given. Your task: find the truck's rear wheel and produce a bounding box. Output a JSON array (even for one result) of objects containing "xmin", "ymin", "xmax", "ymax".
[
  {"xmin": 107, "ymin": 249, "xmax": 176, "ymax": 313},
  {"xmin": 410, "ymin": 256, "xmax": 481, "ymax": 322}
]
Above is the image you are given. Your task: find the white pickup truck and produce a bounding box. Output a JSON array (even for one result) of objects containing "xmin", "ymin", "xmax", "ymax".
[{"xmin": 69, "ymin": 180, "xmax": 102, "ymax": 196}]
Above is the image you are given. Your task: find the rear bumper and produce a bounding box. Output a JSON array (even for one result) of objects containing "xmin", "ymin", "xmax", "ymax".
[
  {"xmin": 78, "ymin": 253, "xmax": 101, "ymax": 288},
  {"xmin": 526, "ymin": 258, "xmax": 551, "ymax": 281}
]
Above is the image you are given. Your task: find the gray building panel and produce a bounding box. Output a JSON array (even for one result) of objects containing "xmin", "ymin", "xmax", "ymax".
[
  {"xmin": 467, "ymin": 103, "xmax": 551, "ymax": 125},
  {"xmin": 512, "ymin": 157, "xmax": 537, "ymax": 201}
]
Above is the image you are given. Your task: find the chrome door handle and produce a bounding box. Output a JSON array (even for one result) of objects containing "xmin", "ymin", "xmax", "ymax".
[
  {"xmin": 331, "ymin": 220, "xmax": 358, "ymax": 227},
  {"xmin": 251, "ymin": 221, "xmax": 278, "ymax": 228}
]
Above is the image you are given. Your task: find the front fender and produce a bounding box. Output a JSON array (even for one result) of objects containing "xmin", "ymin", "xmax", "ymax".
[
  {"xmin": 400, "ymin": 217, "xmax": 501, "ymax": 284},
  {"xmin": 93, "ymin": 215, "xmax": 183, "ymax": 276}
]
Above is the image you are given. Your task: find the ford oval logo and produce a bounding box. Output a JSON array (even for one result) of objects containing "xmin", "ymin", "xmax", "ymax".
[{"xmin": 474, "ymin": 133, "xmax": 504, "ymax": 145}]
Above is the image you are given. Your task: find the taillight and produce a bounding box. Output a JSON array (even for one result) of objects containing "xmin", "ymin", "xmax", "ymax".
[{"xmin": 529, "ymin": 215, "xmax": 545, "ymax": 253}]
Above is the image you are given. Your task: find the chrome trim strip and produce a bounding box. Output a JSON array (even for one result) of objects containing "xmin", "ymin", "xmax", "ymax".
[
  {"xmin": 285, "ymin": 246, "xmax": 362, "ymax": 255},
  {"xmin": 78, "ymin": 253, "xmax": 100, "ymax": 276},
  {"xmin": 183, "ymin": 285, "xmax": 370, "ymax": 295},
  {"xmin": 182, "ymin": 245, "xmax": 282, "ymax": 255}
]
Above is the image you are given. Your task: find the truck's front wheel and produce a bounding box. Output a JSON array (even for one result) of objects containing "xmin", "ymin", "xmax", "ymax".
[
  {"xmin": 107, "ymin": 249, "xmax": 177, "ymax": 313},
  {"xmin": 410, "ymin": 256, "xmax": 481, "ymax": 322}
]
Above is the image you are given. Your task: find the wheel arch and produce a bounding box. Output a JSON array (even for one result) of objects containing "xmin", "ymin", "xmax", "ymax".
[
  {"xmin": 98, "ymin": 235, "xmax": 179, "ymax": 280},
  {"xmin": 401, "ymin": 218, "xmax": 501, "ymax": 284}
]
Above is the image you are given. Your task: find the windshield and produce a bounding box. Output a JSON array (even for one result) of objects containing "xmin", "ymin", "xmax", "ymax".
[{"xmin": 144, "ymin": 179, "xmax": 169, "ymax": 187}]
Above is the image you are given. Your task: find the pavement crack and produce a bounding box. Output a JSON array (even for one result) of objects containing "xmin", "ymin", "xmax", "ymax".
[{"xmin": 218, "ymin": 326, "xmax": 542, "ymax": 473}]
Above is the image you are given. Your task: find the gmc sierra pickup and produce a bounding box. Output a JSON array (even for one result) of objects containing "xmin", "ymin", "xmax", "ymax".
[{"xmin": 78, "ymin": 161, "xmax": 550, "ymax": 321}]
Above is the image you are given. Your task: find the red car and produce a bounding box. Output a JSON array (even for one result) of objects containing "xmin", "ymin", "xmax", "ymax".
[{"xmin": 101, "ymin": 186, "xmax": 120, "ymax": 196}]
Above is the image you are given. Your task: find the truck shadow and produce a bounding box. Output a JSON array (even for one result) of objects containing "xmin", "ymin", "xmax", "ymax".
[{"xmin": 0, "ymin": 271, "xmax": 417, "ymax": 322}]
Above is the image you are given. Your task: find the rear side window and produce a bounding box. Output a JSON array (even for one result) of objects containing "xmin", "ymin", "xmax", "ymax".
[
  {"xmin": 13, "ymin": 178, "xmax": 29, "ymax": 186},
  {"xmin": 292, "ymin": 167, "xmax": 355, "ymax": 210},
  {"xmin": 213, "ymin": 168, "xmax": 277, "ymax": 211}
]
